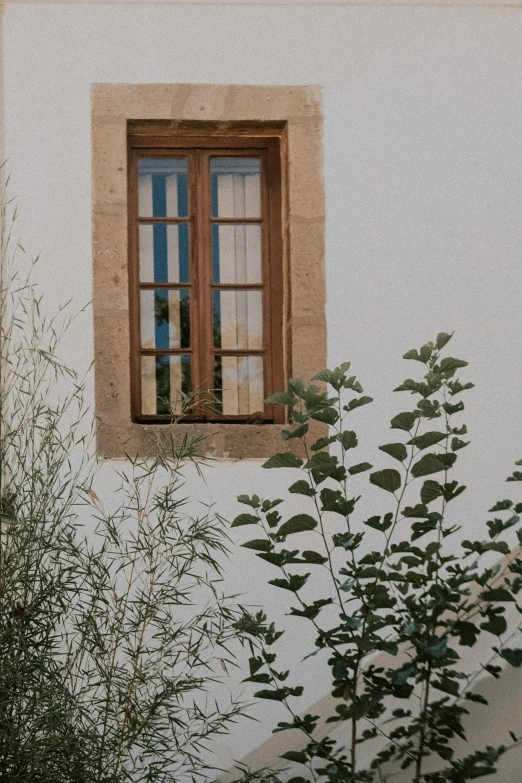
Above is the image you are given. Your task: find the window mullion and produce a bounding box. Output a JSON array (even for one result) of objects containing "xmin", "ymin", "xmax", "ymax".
[{"xmin": 194, "ymin": 150, "xmax": 213, "ymax": 417}]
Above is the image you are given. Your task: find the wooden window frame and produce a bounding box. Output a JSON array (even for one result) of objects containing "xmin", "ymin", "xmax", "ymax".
[
  {"xmin": 92, "ymin": 84, "xmax": 326, "ymax": 460},
  {"xmin": 127, "ymin": 130, "xmax": 285, "ymax": 424}
]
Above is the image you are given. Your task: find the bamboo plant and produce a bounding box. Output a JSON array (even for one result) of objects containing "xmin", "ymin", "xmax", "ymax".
[{"xmin": 0, "ymin": 189, "xmax": 254, "ymax": 782}]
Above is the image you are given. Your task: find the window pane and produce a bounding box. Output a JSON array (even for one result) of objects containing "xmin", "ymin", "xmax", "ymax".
[
  {"xmin": 213, "ymin": 356, "xmax": 264, "ymax": 416},
  {"xmin": 212, "ymin": 224, "xmax": 261, "ymax": 284},
  {"xmin": 139, "ymin": 224, "xmax": 189, "ymax": 284},
  {"xmin": 213, "ymin": 290, "xmax": 262, "ymax": 350},
  {"xmin": 141, "ymin": 289, "xmax": 190, "ymax": 350},
  {"xmin": 138, "ymin": 158, "xmax": 188, "ymax": 217},
  {"xmin": 210, "ymin": 158, "xmax": 261, "ymax": 218},
  {"xmin": 141, "ymin": 355, "xmax": 191, "ymax": 416}
]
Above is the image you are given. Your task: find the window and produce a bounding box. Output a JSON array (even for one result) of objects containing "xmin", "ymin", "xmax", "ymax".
[
  {"xmin": 92, "ymin": 83, "xmax": 325, "ymax": 459},
  {"xmin": 128, "ymin": 130, "xmax": 284, "ymax": 423}
]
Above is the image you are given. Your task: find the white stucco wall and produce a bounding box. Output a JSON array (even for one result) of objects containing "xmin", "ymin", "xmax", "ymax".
[{"xmin": 3, "ymin": 1, "xmax": 522, "ymax": 777}]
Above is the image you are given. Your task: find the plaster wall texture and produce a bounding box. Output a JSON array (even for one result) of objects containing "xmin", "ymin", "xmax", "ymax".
[{"xmin": 3, "ymin": 2, "xmax": 522, "ymax": 776}]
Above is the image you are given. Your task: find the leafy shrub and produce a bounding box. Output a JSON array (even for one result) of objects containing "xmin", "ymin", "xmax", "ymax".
[{"xmin": 234, "ymin": 333, "xmax": 522, "ymax": 782}]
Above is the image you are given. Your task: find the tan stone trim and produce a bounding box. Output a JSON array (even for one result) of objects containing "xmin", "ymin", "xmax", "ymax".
[{"xmin": 92, "ymin": 83, "xmax": 326, "ymax": 459}]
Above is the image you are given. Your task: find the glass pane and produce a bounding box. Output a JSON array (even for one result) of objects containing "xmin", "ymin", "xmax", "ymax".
[
  {"xmin": 138, "ymin": 158, "xmax": 188, "ymax": 217},
  {"xmin": 212, "ymin": 224, "xmax": 261, "ymax": 284},
  {"xmin": 141, "ymin": 355, "xmax": 191, "ymax": 416},
  {"xmin": 139, "ymin": 224, "xmax": 189, "ymax": 284},
  {"xmin": 213, "ymin": 290, "xmax": 262, "ymax": 350},
  {"xmin": 210, "ymin": 158, "xmax": 261, "ymax": 218},
  {"xmin": 141, "ymin": 289, "xmax": 190, "ymax": 350},
  {"xmin": 213, "ymin": 356, "xmax": 264, "ymax": 416}
]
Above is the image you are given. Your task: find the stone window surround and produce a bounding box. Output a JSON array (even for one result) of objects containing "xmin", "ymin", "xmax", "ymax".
[{"xmin": 92, "ymin": 83, "xmax": 326, "ymax": 459}]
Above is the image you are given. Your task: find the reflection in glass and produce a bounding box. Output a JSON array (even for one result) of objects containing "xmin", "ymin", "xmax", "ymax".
[
  {"xmin": 210, "ymin": 158, "xmax": 261, "ymax": 218},
  {"xmin": 141, "ymin": 355, "xmax": 191, "ymax": 416},
  {"xmin": 212, "ymin": 224, "xmax": 261, "ymax": 284},
  {"xmin": 213, "ymin": 290, "xmax": 262, "ymax": 350},
  {"xmin": 139, "ymin": 224, "xmax": 189, "ymax": 284},
  {"xmin": 138, "ymin": 158, "xmax": 188, "ymax": 217},
  {"xmin": 141, "ymin": 289, "xmax": 190, "ymax": 350},
  {"xmin": 213, "ymin": 355, "xmax": 263, "ymax": 416}
]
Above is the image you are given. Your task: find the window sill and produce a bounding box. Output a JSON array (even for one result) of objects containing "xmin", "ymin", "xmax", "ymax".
[{"xmin": 97, "ymin": 421, "xmax": 326, "ymax": 461}]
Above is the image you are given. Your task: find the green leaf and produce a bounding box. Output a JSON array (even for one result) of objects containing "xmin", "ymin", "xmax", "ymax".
[
  {"xmin": 379, "ymin": 443, "xmax": 408, "ymax": 462},
  {"xmin": 403, "ymin": 504, "xmax": 429, "ymax": 518},
  {"xmin": 451, "ymin": 437, "xmax": 470, "ymax": 451},
  {"xmin": 254, "ymin": 689, "xmax": 290, "ymax": 701},
  {"xmin": 264, "ymin": 391, "xmax": 296, "ymax": 406},
  {"xmin": 305, "ymin": 452, "xmax": 341, "ymax": 480},
  {"xmin": 278, "ymin": 514, "xmax": 317, "ymax": 536},
  {"xmin": 320, "ymin": 487, "xmax": 356, "ymax": 516},
  {"xmin": 248, "ymin": 656, "xmax": 265, "ymax": 676},
  {"xmin": 462, "ymin": 539, "xmax": 510, "ymax": 556},
  {"xmin": 290, "ymin": 597, "xmax": 332, "ymax": 618},
  {"xmin": 489, "ymin": 500, "xmax": 513, "ymax": 512},
  {"xmin": 436, "ymin": 746, "xmax": 454, "ymax": 762},
  {"xmin": 441, "ymin": 480, "xmax": 466, "ymax": 502},
  {"xmin": 344, "ymin": 396, "xmax": 373, "ymax": 412},
  {"xmin": 310, "ymin": 436, "xmax": 336, "ymax": 452},
  {"xmin": 443, "ymin": 400, "xmax": 465, "ymax": 415},
  {"xmin": 269, "ymin": 574, "xmax": 309, "ymax": 592},
  {"xmin": 408, "ymin": 431, "xmax": 446, "ymax": 450},
  {"xmin": 418, "ymin": 398, "xmax": 442, "ymax": 419},
  {"xmin": 420, "ymin": 480, "xmax": 443, "ymax": 504},
  {"xmin": 432, "ymin": 677, "xmax": 460, "ymax": 696},
  {"xmin": 311, "ymin": 407, "xmax": 338, "ymax": 425},
  {"xmin": 465, "ymin": 692, "xmax": 488, "ymax": 705},
  {"xmin": 480, "ymin": 615, "xmax": 507, "ymax": 636},
  {"xmin": 507, "ymin": 471, "xmax": 522, "ymax": 482},
  {"xmin": 347, "ymin": 379, "xmax": 363, "ymax": 393},
  {"xmin": 452, "ymin": 620, "xmax": 479, "ymax": 647},
  {"xmin": 429, "ymin": 638, "xmax": 448, "ymax": 658},
  {"xmin": 411, "ymin": 520, "xmax": 439, "ymax": 540},
  {"xmin": 263, "ymin": 453, "xmax": 303, "ymax": 469},
  {"xmin": 311, "ymin": 368, "xmax": 334, "ymax": 383},
  {"xmin": 480, "ymin": 588, "xmax": 514, "ymax": 602},
  {"xmin": 391, "ymin": 412, "xmax": 419, "ymax": 432},
  {"xmin": 231, "ymin": 513, "xmax": 259, "ymax": 527},
  {"xmin": 288, "ymin": 480, "xmax": 316, "ymax": 497},
  {"xmin": 363, "ymin": 513, "xmax": 393, "ymax": 532},
  {"xmin": 411, "ymin": 453, "xmax": 454, "ymax": 479},
  {"xmin": 301, "ymin": 550, "xmax": 327, "ymax": 564},
  {"xmin": 237, "ymin": 494, "xmax": 260, "ymax": 508},
  {"xmin": 439, "ymin": 356, "xmax": 468, "ymax": 373},
  {"xmin": 243, "ymin": 673, "xmax": 271, "ymax": 684},
  {"xmin": 436, "ymin": 332, "xmax": 453, "ymax": 349},
  {"xmin": 257, "ymin": 552, "xmax": 287, "ymax": 567},
  {"xmin": 289, "ymin": 377, "xmax": 306, "ymax": 396},
  {"xmin": 241, "ymin": 539, "xmax": 272, "ymax": 552},
  {"xmin": 338, "ymin": 430, "xmax": 358, "ymax": 450},
  {"xmin": 266, "ymin": 509, "xmax": 282, "ymax": 528},
  {"xmin": 348, "ymin": 462, "xmax": 373, "ymax": 475},
  {"xmin": 280, "ymin": 751, "xmax": 308, "ymax": 764},
  {"xmin": 369, "ymin": 469, "xmax": 401, "ymax": 494},
  {"xmin": 394, "ymin": 379, "xmax": 424, "ymax": 393},
  {"xmin": 403, "ymin": 349, "xmax": 424, "ymax": 362},
  {"xmin": 282, "ymin": 423, "xmax": 309, "ymax": 441},
  {"xmin": 499, "ymin": 648, "xmax": 522, "ymax": 667}
]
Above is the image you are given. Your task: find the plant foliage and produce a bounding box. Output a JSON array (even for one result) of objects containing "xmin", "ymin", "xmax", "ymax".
[
  {"xmin": 0, "ymin": 191, "xmax": 251, "ymax": 782},
  {"xmin": 233, "ymin": 334, "xmax": 522, "ymax": 782}
]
